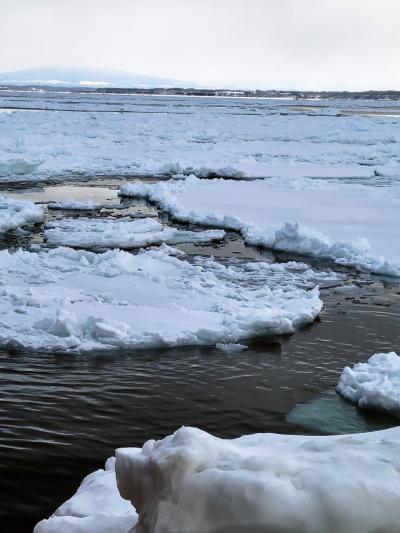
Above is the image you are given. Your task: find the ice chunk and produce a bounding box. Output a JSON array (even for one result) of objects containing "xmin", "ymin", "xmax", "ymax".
[
  {"xmin": 215, "ymin": 342, "xmax": 248, "ymax": 353},
  {"xmin": 115, "ymin": 425, "xmax": 400, "ymax": 533},
  {"xmin": 44, "ymin": 217, "xmax": 225, "ymax": 248},
  {"xmin": 44, "ymin": 217, "xmax": 174, "ymax": 248},
  {"xmin": 337, "ymin": 352, "xmax": 400, "ymax": 416},
  {"xmin": 34, "ymin": 456, "xmax": 138, "ymax": 533},
  {"xmin": 35, "ymin": 425, "xmax": 400, "ymax": 533},
  {"xmin": 333, "ymin": 284, "xmax": 359, "ymax": 294},
  {"xmin": 0, "ymin": 195, "xmax": 43, "ymax": 232},
  {"xmin": 47, "ymin": 199, "xmax": 102, "ymax": 210},
  {"xmin": 0, "ymin": 245, "xmax": 323, "ymax": 353}
]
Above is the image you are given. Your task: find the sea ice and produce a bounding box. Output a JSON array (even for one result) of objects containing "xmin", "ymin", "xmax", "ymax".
[
  {"xmin": 0, "ymin": 245, "xmax": 326, "ymax": 353},
  {"xmin": 36, "ymin": 425, "xmax": 400, "ymax": 533},
  {"xmin": 44, "ymin": 217, "xmax": 226, "ymax": 248},
  {"xmin": 120, "ymin": 175, "xmax": 400, "ymax": 276},
  {"xmin": 47, "ymin": 199, "xmax": 102, "ymax": 210},
  {"xmin": 0, "ymin": 196, "xmax": 43, "ymax": 232},
  {"xmin": 33, "ymin": 457, "xmax": 138, "ymax": 533},
  {"xmin": 1, "ymin": 94, "xmax": 399, "ymax": 181},
  {"xmin": 116, "ymin": 426, "xmax": 400, "ymax": 533},
  {"xmin": 333, "ymin": 284, "xmax": 359, "ymax": 294},
  {"xmin": 337, "ymin": 352, "xmax": 400, "ymax": 416},
  {"xmin": 215, "ymin": 342, "xmax": 248, "ymax": 353}
]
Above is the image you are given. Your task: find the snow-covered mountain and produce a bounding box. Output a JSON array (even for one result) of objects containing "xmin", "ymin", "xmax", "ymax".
[{"xmin": 0, "ymin": 67, "xmax": 196, "ymax": 88}]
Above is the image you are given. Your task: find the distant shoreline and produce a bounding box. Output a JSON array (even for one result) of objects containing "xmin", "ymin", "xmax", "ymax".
[{"xmin": 1, "ymin": 83, "xmax": 400, "ymax": 100}]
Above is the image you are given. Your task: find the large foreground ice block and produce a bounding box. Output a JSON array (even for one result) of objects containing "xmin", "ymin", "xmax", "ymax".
[{"xmin": 116, "ymin": 426, "xmax": 400, "ymax": 533}]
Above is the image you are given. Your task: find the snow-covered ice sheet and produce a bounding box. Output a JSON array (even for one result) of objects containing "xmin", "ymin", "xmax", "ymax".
[
  {"xmin": 47, "ymin": 199, "xmax": 102, "ymax": 210},
  {"xmin": 120, "ymin": 176, "xmax": 400, "ymax": 276},
  {"xmin": 337, "ymin": 352, "xmax": 400, "ymax": 416},
  {"xmin": 0, "ymin": 245, "xmax": 328, "ymax": 353},
  {"xmin": 44, "ymin": 217, "xmax": 226, "ymax": 248},
  {"xmin": 38, "ymin": 425, "xmax": 400, "ymax": 533},
  {"xmin": 34, "ymin": 425, "xmax": 400, "ymax": 533},
  {"xmin": 0, "ymin": 93, "xmax": 399, "ymax": 181},
  {"xmin": 0, "ymin": 196, "xmax": 43, "ymax": 232},
  {"xmin": 116, "ymin": 425, "xmax": 400, "ymax": 533},
  {"xmin": 34, "ymin": 456, "xmax": 138, "ymax": 533}
]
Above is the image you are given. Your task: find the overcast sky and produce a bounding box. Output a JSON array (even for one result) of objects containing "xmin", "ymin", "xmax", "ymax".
[{"xmin": 1, "ymin": 0, "xmax": 399, "ymax": 90}]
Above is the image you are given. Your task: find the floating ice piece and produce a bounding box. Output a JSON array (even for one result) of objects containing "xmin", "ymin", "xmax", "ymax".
[
  {"xmin": 47, "ymin": 199, "xmax": 102, "ymax": 210},
  {"xmin": 333, "ymin": 284, "xmax": 359, "ymax": 294},
  {"xmin": 44, "ymin": 217, "xmax": 172, "ymax": 248},
  {"xmin": 120, "ymin": 175, "xmax": 400, "ymax": 276},
  {"xmin": 44, "ymin": 217, "xmax": 225, "ymax": 249},
  {"xmin": 337, "ymin": 352, "xmax": 400, "ymax": 416},
  {"xmin": 166, "ymin": 229, "xmax": 226, "ymax": 245},
  {"xmin": 35, "ymin": 425, "xmax": 400, "ymax": 533},
  {"xmin": 0, "ymin": 196, "xmax": 43, "ymax": 232},
  {"xmin": 0, "ymin": 245, "xmax": 323, "ymax": 353},
  {"xmin": 115, "ymin": 425, "xmax": 400, "ymax": 533},
  {"xmin": 215, "ymin": 342, "xmax": 248, "ymax": 353},
  {"xmin": 33, "ymin": 456, "xmax": 138, "ymax": 533}
]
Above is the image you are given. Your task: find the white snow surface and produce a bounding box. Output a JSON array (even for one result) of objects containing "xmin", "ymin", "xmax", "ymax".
[
  {"xmin": 0, "ymin": 245, "xmax": 328, "ymax": 353},
  {"xmin": 0, "ymin": 93, "xmax": 399, "ymax": 182},
  {"xmin": 47, "ymin": 199, "xmax": 102, "ymax": 210},
  {"xmin": 116, "ymin": 425, "xmax": 400, "ymax": 533},
  {"xmin": 35, "ymin": 425, "xmax": 400, "ymax": 533},
  {"xmin": 120, "ymin": 175, "xmax": 400, "ymax": 276},
  {"xmin": 337, "ymin": 352, "xmax": 400, "ymax": 416},
  {"xmin": 44, "ymin": 217, "xmax": 226, "ymax": 248},
  {"xmin": 34, "ymin": 456, "xmax": 138, "ymax": 533},
  {"xmin": 0, "ymin": 196, "xmax": 43, "ymax": 232}
]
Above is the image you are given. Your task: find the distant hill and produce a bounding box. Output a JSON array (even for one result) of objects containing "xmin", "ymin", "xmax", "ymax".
[{"xmin": 0, "ymin": 67, "xmax": 197, "ymax": 88}]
